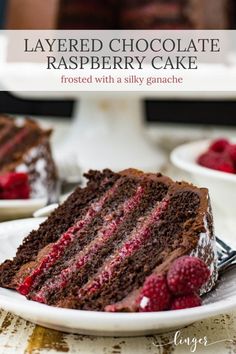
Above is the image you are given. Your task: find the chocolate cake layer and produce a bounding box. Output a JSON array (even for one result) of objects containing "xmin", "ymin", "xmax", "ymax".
[
  {"xmin": 16, "ymin": 172, "xmax": 170, "ymax": 299},
  {"xmin": 19, "ymin": 176, "xmax": 140, "ymax": 296},
  {"xmin": 58, "ymin": 187, "xmax": 207, "ymax": 311},
  {"xmin": 30, "ymin": 180, "xmax": 169, "ymax": 305},
  {"xmin": 0, "ymin": 169, "xmax": 218, "ymax": 312},
  {"xmin": 105, "ymin": 184, "xmax": 217, "ymax": 312},
  {"xmin": 0, "ymin": 169, "xmax": 118, "ymax": 288}
]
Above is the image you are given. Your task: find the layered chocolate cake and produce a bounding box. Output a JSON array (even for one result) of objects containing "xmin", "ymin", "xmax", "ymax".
[
  {"xmin": 120, "ymin": 0, "xmax": 233, "ymax": 29},
  {"xmin": 0, "ymin": 169, "xmax": 218, "ymax": 311},
  {"xmin": 0, "ymin": 115, "xmax": 57, "ymax": 199},
  {"xmin": 57, "ymin": 0, "xmax": 235, "ymax": 30}
]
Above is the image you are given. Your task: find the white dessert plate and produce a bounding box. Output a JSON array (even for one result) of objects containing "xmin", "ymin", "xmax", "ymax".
[
  {"xmin": 0, "ymin": 198, "xmax": 46, "ymax": 221},
  {"xmin": 0, "ymin": 218, "xmax": 236, "ymax": 337}
]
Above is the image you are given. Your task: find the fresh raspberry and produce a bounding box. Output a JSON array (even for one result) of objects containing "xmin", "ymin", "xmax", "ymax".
[
  {"xmin": 197, "ymin": 151, "xmax": 235, "ymax": 174},
  {"xmin": 138, "ymin": 274, "xmax": 171, "ymax": 312},
  {"xmin": 0, "ymin": 189, "xmax": 19, "ymax": 199},
  {"xmin": 171, "ymin": 293, "xmax": 202, "ymax": 310},
  {"xmin": 209, "ymin": 138, "xmax": 230, "ymax": 153},
  {"xmin": 19, "ymin": 185, "xmax": 31, "ymax": 199},
  {"xmin": 217, "ymin": 161, "xmax": 235, "ymax": 174},
  {"xmin": 0, "ymin": 172, "xmax": 30, "ymax": 199},
  {"xmin": 226, "ymin": 144, "xmax": 236, "ymax": 163},
  {"xmin": 167, "ymin": 256, "xmax": 210, "ymax": 295},
  {"xmin": 197, "ymin": 151, "xmax": 217, "ymax": 169},
  {"xmin": 0, "ymin": 172, "xmax": 28, "ymax": 188}
]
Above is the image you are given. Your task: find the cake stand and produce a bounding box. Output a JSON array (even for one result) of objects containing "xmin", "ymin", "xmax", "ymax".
[
  {"xmin": 3, "ymin": 89, "xmax": 167, "ymax": 173},
  {"xmin": 11, "ymin": 87, "xmax": 236, "ymax": 174},
  {"xmin": 0, "ymin": 28, "xmax": 167, "ymax": 172},
  {"xmin": 56, "ymin": 95, "xmax": 166, "ymax": 172},
  {"xmin": 6, "ymin": 88, "xmax": 236, "ymax": 175}
]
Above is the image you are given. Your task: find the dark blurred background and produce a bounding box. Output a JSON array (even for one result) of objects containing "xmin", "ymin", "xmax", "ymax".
[{"xmin": 0, "ymin": 0, "xmax": 236, "ymax": 125}]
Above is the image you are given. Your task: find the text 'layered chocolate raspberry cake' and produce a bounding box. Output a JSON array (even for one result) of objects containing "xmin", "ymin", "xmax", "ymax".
[
  {"xmin": 0, "ymin": 115, "xmax": 57, "ymax": 199},
  {"xmin": 0, "ymin": 169, "xmax": 218, "ymax": 312}
]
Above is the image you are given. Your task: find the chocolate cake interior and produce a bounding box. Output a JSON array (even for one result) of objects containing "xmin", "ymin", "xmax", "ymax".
[
  {"xmin": 0, "ymin": 169, "xmax": 119, "ymax": 286},
  {"xmin": 0, "ymin": 169, "xmax": 217, "ymax": 311}
]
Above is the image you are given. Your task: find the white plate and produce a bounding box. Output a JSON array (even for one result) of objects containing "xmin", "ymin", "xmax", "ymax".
[
  {"xmin": 0, "ymin": 218, "xmax": 236, "ymax": 337},
  {"xmin": 0, "ymin": 198, "xmax": 46, "ymax": 221}
]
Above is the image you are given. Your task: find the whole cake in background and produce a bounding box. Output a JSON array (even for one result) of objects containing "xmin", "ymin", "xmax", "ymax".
[
  {"xmin": 0, "ymin": 115, "xmax": 57, "ymax": 199},
  {"xmin": 120, "ymin": 0, "xmax": 234, "ymax": 29},
  {"xmin": 0, "ymin": 169, "xmax": 218, "ymax": 312},
  {"xmin": 58, "ymin": 0, "xmax": 234, "ymax": 29}
]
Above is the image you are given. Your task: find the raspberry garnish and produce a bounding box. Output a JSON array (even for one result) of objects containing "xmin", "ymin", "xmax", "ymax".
[
  {"xmin": 209, "ymin": 138, "xmax": 230, "ymax": 153},
  {"xmin": 226, "ymin": 144, "xmax": 236, "ymax": 163},
  {"xmin": 167, "ymin": 256, "xmax": 210, "ymax": 295},
  {"xmin": 197, "ymin": 151, "xmax": 235, "ymax": 174},
  {"xmin": 197, "ymin": 138, "xmax": 236, "ymax": 174},
  {"xmin": 171, "ymin": 293, "xmax": 202, "ymax": 310},
  {"xmin": 138, "ymin": 274, "xmax": 171, "ymax": 312},
  {"xmin": 0, "ymin": 172, "xmax": 30, "ymax": 199},
  {"xmin": 217, "ymin": 161, "xmax": 235, "ymax": 174}
]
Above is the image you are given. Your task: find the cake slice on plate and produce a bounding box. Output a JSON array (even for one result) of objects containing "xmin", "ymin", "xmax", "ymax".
[
  {"xmin": 0, "ymin": 169, "xmax": 218, "ymax": 311},
  {"xmin": 0, "ymin": 115, "xmax": 57, "ymax": 199}
]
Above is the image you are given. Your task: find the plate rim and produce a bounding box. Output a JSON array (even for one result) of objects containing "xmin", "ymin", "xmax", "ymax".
[
  {"xmin": 0, "ymin": 198, "xmax": 46, "ymax": 208},
  {"xmin": 0, "ymin": 290, "xmax": 235, "ymax": 322}
]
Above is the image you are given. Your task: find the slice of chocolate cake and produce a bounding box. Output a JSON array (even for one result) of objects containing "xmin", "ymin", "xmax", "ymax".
[
  {"xmin": 0, "ymin": 115, "xmax": 57, "ymax": 199},
  {"xmin": 0, "ymin": 169, "xmax": 218, "ymax": 312}
]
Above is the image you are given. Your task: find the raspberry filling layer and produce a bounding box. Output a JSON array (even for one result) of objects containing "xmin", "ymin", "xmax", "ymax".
[
  {"xmin": 0, "ymin": 127, "xmax": 31, "ymax": 160},
  {"xmin": 17, "ymin": 179, "xmax": 123, "ymax": 296},
  {"xmin": 77, "ymin": 197, "xmax": 169, "ymax": 299},
  {"xmin": 32, "ymin": 185, "xmax": 145, "ymax": 303}
]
